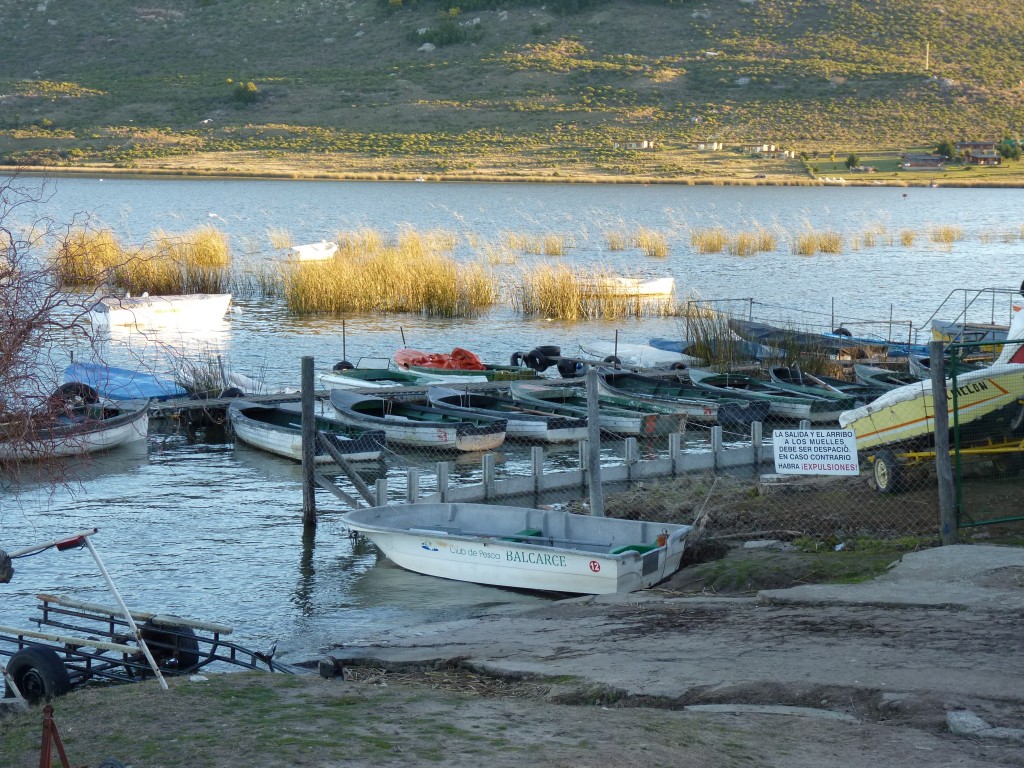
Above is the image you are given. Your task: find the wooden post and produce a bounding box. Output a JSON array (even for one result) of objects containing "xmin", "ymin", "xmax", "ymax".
[
  {"xmin": 437, "ymin": 461, "xmax": 449, "ymax": 502},
  {"xmin": 375, "ymin": 478, "xmax": 389, "ymax": 507},
  {"xmin": 931, "ymin": 341, "xmax": 958, "ymax": 544},
  {"xmin": 669, "ymin": 432, "xmax": 682, "ymax": 476},
  {"xmin": 531, "ymin": 446, "xmax": 545, "ymax": 495},
  {"xmin": 585, "ymin": 367, "xmax": 605, "ymax": 517},
  {"xmin": 300, "ymin": 356, "xmax": 317, "ymax": 529},
  {"xmin": 482, "ymin": 453, "xmax": 496, "ymax": 500},
  {"xmin": 751, "ymin": 421, "xmax": 763, "ymax": 467},
  {"xmin": 406, "ymin": 467, "xmax": 420, "ymax": 503},
  {"xmin": 711, "ymin": 425, "xmax": 723, "ymax": 470}
]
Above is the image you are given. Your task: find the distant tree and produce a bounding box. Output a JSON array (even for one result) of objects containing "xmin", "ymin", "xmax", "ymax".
[
  {"xmin": 997, "ymin": 137, "xmax": 1021, "ymax": 161},
  {"xmin": 844, "ymin": 153, "xmax": 859, "ymax": 169},
  {"xmin": 935, "ymin": 140, "xmax": 958, "ymax": 160},
  {"xmin": 233, "ymin": 81, "xmax": 260, "ymax": 105}
]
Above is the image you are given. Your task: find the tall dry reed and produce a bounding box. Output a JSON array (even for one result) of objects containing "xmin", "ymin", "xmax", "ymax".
[
  {"xmin": 634, "ymin": 228, "xmax": 669, "ymax": 257},
  {"xmin": 512, "ymin": 265, "xmax": 677, "ymax": 320},
  {"xmin": 52, "ymin": 229, "xmax": 124, "ymax": 286}
]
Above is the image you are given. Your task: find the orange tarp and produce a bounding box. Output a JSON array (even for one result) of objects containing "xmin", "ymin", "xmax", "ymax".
[{"xmin": 394, "ymin": 347, "xmax": 488, "ymax": 371}]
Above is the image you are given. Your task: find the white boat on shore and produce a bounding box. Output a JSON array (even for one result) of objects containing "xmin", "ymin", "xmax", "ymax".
[
  {"xmin": 579, "ymin": 340, "xmax": 703, "ymax": 368},
  {"xmin": 89, "ymin": 293, "xmax": 232, "ymax": 328},
  {"xmin": 341, "ymin": 502, "xmax": 693, "ymax": 594}
]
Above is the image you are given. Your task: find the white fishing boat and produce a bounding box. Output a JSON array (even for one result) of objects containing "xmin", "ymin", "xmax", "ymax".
[
  {"xmin": 579, "ymin": 340, "xmax": 703, "ymax": 368},
  {"xmin": 89, "ymin": 293, "xmax": 232, "ymax": 328},
  {"xmin": 579, "ymin": 276, "xmax": 676, "ymax": 298},
  {"xmin": 319, "ymin": 358, "xmax": 485, "ymax": 390},
  {"xmin": 287, "ymin": 241, "xmax": 339, "ymax": 262},
  {"xmin": 341, "ymin": 502, "xmax": 693, "ymax": 594},
  {"xmin": 840, "ymin": 310, "xmax": 1024, "ymax": 450},
  {"xmin": 0, "ymin": 399, "xmax": 149, "ymax": 461},
  {"xmin": 228, "ymin": 401, "xmax": 385, "ymax": 462}
]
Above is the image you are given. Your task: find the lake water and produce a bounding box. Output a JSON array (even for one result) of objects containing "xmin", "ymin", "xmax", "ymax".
[{"xmin": 2, "ymin": 176, "xmax": 1022, "ymax": 664}]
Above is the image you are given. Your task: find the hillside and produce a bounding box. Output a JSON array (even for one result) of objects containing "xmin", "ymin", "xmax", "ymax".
[{"xmin": 2, "ymin": 0, "xmax": 1023, "ymax": 182}]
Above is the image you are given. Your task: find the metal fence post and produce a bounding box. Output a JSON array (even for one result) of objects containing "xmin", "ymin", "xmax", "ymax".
[{"xmin": 931, "ymin": 340, "xmax": 958, "ymax": 544}]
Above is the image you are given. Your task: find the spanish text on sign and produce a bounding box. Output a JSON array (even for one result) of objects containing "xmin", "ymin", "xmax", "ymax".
[{"xmin": 772, "ymin": 429, "xmax": 859, "ymax": 476}]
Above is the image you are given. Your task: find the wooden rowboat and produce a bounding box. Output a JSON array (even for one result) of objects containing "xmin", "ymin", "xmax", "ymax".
[
  {"xmin": 0, "ymin": 399, "xmax": 149, "ymax": 461},
  {"xmin": 228, "ymin": 401, "xmax": 386, "ymax": 462}
]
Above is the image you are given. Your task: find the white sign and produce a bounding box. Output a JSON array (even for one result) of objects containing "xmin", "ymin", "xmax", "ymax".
[{"xmin": 772, "ymin": 429, "xmax": 860, "ymax": 475}]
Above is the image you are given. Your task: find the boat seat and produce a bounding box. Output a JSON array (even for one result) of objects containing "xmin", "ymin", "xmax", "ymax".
[
  {"xmin": 610, "ymin": 543, "xmax": 658, "ymax": 555},
  {"xmin": 501, "ymin": 528, "xmax": 544, "ymax": 542}
]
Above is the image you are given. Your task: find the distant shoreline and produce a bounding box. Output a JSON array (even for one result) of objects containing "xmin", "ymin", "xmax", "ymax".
[{"xmin": 7, "ymin": 163, "xmax": 1022, "ymax": 188}]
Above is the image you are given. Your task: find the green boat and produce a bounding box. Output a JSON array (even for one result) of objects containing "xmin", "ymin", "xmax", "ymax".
[{"xmin": 687, "ymin": 368, "xmax": 856, "ymax": 423}]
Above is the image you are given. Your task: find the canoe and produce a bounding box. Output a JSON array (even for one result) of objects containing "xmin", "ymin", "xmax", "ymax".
[
  {"xmin": 853, "ymin": 364, "xmax": 923, "ymax": 391},
  {"xmin": 395, "ymin": 348, "xmax": 537, "ymax": 382},
  {"xmin": 767, "ymin": 366, "xmax": 884, "ymax": 407},
  {"xmin": 687, "ymin": 368, "xmax": 853, "ymax": 423},
  {"xmin": 340, "ymin": 502, "xmax": 693, "ymax": 594},
  {"xmin": 578, "ymin": 341, "xmax": 703, "ymax": 368},
  {"xmin": 89, "ymin": 293, "xmax": 231, "ymax": 328},
  {"xmin": 328, "ymin": 389, "xmax": 506, "ymax": 452},
  {"xmin": 726, "ymin": 317, "xmax": 889, "ymax": 357},
  {"xmin": 288, "ymin": 241, "xmax": 339, "ymax": 262},
  {"xmin": 596, "ymin": 369, "xmax": 771, "ymax": 428},
  {"xmin": 508, "ymin": 380, "xmax": 688, "ymax": 436},
  {"xmin": 425, "ymin": 386, "xmax": 589, "ymax": 444},
  {"xmin": 0, "ymin": 399, "xmax": 149, "ymax": 461},
  {"xmin": 648, "ymin": 336, "xmax": 778, "ymax": 362},
  {"xmin": 841, "ymin": 310, "xmax": 1024, "ymax": 450},
  {"xmin": 228, "ymin": 401, "xmax": 385, "ymax": 462},
  {"xmin": 65, "ymin": 362, "xmax": 188, "ymax": 401},
  {"xmin": 320, "ymin": 358, "xmax": 487, "ymax": 389}
]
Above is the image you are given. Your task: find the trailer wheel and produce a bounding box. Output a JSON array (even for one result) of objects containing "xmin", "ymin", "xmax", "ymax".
[
  {"xmin": 140, "ymin": 622, "xmax": 201, "ymax": 673},
  {"xmin": 873, "ymin": 449, "xmax": 905, "ymax": 494},
  {"xmin": 4, "ymin": 646, "xmax": 72, "ymax": 703}
]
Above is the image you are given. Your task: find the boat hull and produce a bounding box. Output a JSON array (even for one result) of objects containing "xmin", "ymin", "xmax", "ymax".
[
  {"xmin": 228, "ymin": 401, "xmax": 385, "ymax": 462},
  {"xmin": 341, "ymin": 502, "xmax": 692, "ymax": 594},
  {"xmin": 65, "ymin": 362, "xmax": 188, "ymax": 401},
  {"xmin": 0, "ymin": 401, "xmax": 149, "ymax": 460},
  {"xmin": 329, "ymin": 389, "xmax": 506, "ymax": 452},
  {"xmin": 90, "ymin": 293, "xmax": 231, "ymax": 328},
  {"xmin": 839, "ymin": 364, "xmax": 1024, "ymax": 450},
  {"xmin": 426, "ymin": 388, "xmax": 589, "ymax": 444}
]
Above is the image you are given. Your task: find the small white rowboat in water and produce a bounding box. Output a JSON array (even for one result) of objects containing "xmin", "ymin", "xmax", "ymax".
[{"xmin": 341, "ymin": 502, "xmax": 693, "ymax": 594}]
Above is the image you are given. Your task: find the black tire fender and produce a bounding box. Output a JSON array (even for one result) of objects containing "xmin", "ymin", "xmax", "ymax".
[
  {"xmin": 833, "ymin": 327, "xmax": 853, "ymax": 337},
  {"xmin": 4, "ymin": 646, "xmax": 72, "ymax": 703},
  {"xmin": 332, "ymin": 360, "xmax": 354, "ymax": 372},
  {"xmin": 873, "ymin": 449, "xmax": 904, "ymax": 494},
  {"xmin": 534, "ymin": 345, "xmax": 561, "ymax": 358},
  {"xmin": 51, "ymin": 382, "xmax": 100, "ymax": 405},
  {"xmin": 524, "ymin": 351, "xmax": 551, "ymax": 372},
  {"xmin": 510, "ymin": 351, "xmax": 525, "ymax": 367},
  {"xmin": 220, "ymin": 387, "xmax": 245, "ymax": 398},
  {"xmin": 669, "ymin": 362, "xmax": 687, "ymax": 370},
  {"xmin": 603, "ymin": 355, "xmax": 622, "ymax": 366},
  {"xmin": 140, "ymin": 622, "xmax": 201, "ymax": 673},
  {"xmin": 557, "ymin": 359, "xmax": 581, "ymax": 378}
]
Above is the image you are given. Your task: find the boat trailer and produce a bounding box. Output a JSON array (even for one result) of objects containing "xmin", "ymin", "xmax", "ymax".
[{"xmin": 1, "ymin": 529, "xmax": 293, "ymax": 704}]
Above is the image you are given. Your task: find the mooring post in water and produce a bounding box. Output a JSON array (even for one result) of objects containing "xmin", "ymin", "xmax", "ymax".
[
  {"xmin": 301, "ymin": 356, "xmax": 317, "ymax": 528},
  {"xmin": 585, "ymin": 367, "xmax": 605, "ymax": 517},
  {"xmin": 931, "ymin": 341, "xmax": 958, "ymax": 545}
]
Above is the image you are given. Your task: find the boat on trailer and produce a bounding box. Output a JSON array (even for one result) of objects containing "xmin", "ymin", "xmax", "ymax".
[{"xmin": 341, "ymin": 502, "xmax": 693, "ymax": 595}]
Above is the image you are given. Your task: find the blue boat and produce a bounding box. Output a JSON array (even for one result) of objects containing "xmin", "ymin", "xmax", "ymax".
[{"xmin": 65, "ymin": 362, "xmax": 187, "ymax": 401}]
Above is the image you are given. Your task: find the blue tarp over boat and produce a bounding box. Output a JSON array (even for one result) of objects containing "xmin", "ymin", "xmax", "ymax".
[{"xmin": 65, "ymin": 362, "xmax": 187, "ymax": 401}]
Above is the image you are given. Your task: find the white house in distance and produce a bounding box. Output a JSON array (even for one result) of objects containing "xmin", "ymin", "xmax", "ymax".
[
  {"xmin": 741, "ymin": 142, "xmax": 794, "ymax": 159},
  {"xmin": 696, "ymin": 140, "xmax": 723, "ymax": 151},
  {"xmin": 612, "ymin": 139, "xmax": 657, "ymax": 150}
]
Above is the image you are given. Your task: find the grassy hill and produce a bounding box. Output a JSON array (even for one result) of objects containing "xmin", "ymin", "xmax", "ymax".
[{"xmin": 2, "ymin": 0, "xmax": 1023, "ymax": 182}]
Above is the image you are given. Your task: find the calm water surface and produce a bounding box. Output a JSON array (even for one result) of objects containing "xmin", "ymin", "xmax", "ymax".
[{"xmin": 3, "ymin": 178, "xmax": 1022, "ymax": 662}]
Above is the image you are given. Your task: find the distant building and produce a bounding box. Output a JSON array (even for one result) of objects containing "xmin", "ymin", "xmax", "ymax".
[
  {"xmin": 741, "ymin": 142, "xmax": 792, "ymax": 159},
  {"xmin": 900, "ymin": 153, "xmax": 945, "ymax": 169},
  {"xmin": 696, "ymin": 140, "xmax": 722, "ymax": 151},
  {"xmin": 955, "ymin": 140, "xmax": 996, "ymax": 153},
  {"xmin": 612, "ymin": 139, "xmax": 657, "ymax": 150},
  {"xmin": 964, "ymin": 149, "xmax": 1002, "ymax": 166}
]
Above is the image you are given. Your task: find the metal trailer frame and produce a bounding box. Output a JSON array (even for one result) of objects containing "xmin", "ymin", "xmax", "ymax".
[{"xmin": 1, "ymin": 592, "xmax": 291, "ymax": 702}]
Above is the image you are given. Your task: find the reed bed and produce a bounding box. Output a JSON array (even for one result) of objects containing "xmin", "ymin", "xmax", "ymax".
[
  {"xmin": 792, "ymin": 229, "xmax": 843, "ymax": 255},
  {"xmin": 691, "ymin": 228, "xmax": 727, "ymax": 254},
  {"xmin": 52, "ymin": 228, "xmax": 124, "ymax": 285},
  {"xmin": 283, "ymin": 235, "xmax": 496, "ymax": 318},
  {"xmin": 111, "ymin": 226, "xmax": 232, "ymax": 295},
  {"xmin": 500, "ymin": 230, "xmax": 570, "ymax": 256},
  {"xmin": 726, "ymin": 228, "xmax": 776, "ymax": 256},
  {"xmin": 633, "ymin": 228, "xmax": 669, "ymax": 257},
  {"xmin": 267, "ymin": 228, "xmax": 293, "ymax": 250},
  {"xmin": 929, "ymin": 225, "xmax": 963, "ymax": 243},
  {"xmin": 604, "ymin": 230, "xmax": 627, "ymax": 251},
  {"xmin": 899, "ymin": 230, "xmax": 916, "ymax": 247},
  {"xmin": 511, "ymin": 264, "xmax": 677, "ymax": 320}
]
